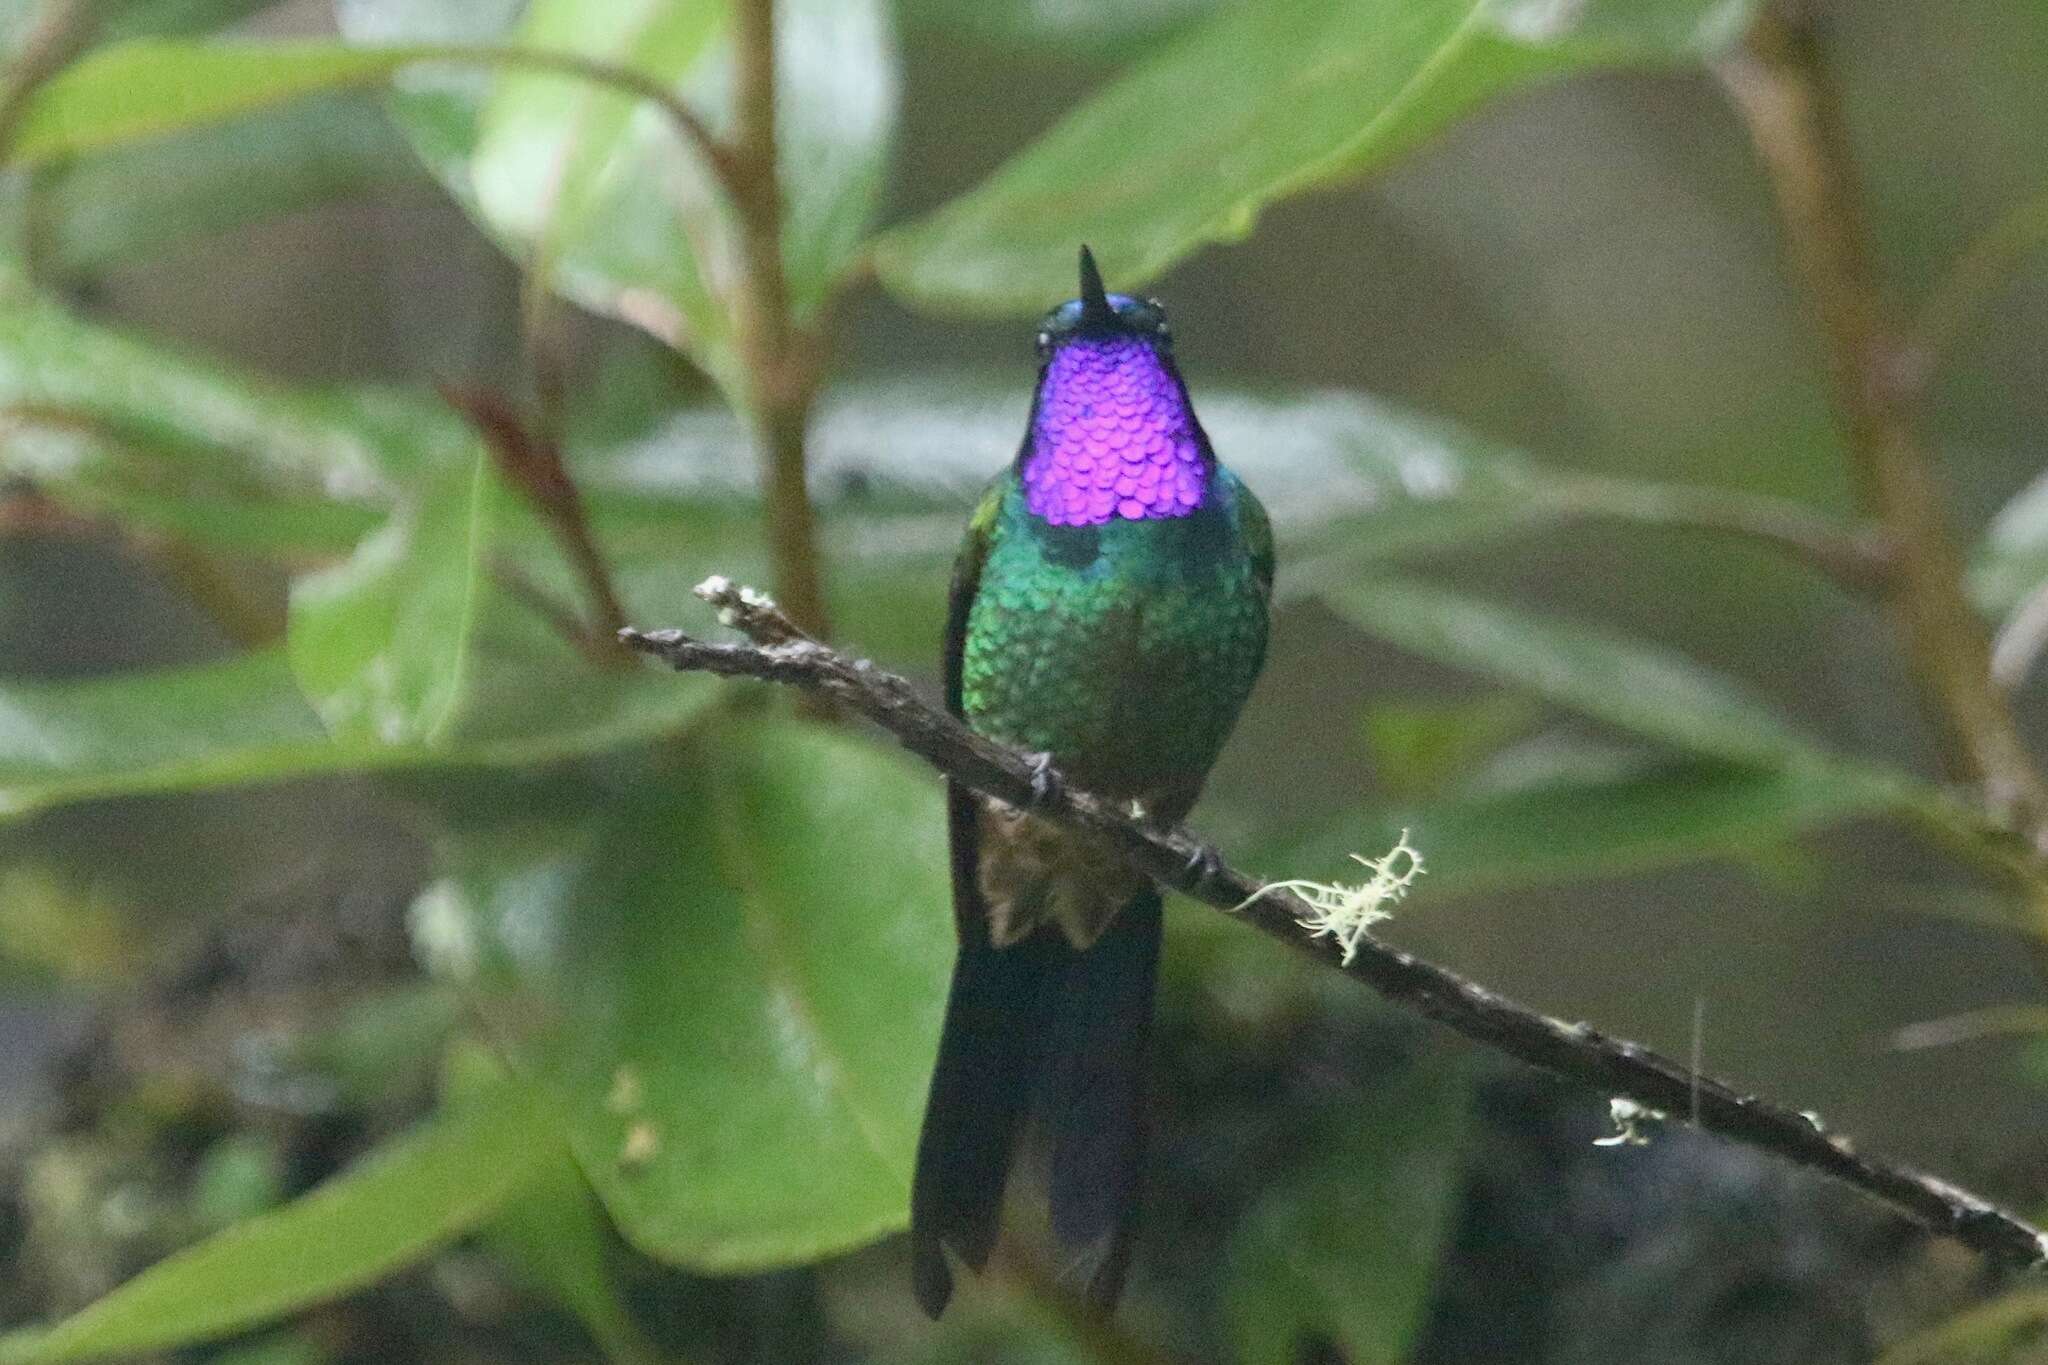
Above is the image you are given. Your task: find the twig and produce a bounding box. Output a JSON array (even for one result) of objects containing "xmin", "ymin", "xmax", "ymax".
[
  {"xmin": 620, "ymin": 578, "xmax": 2048, "ymax": 1274},
  {"xmin": 1716, "ymin": 9, "xmax": 2048, "ymax": 847},
  {"xmin": 439, "ymin": 385, "xmax": 631, "ymax": 665},
  {"xmin": 725, "ymin": 0, "xmax": 830, "ymax": 641}
]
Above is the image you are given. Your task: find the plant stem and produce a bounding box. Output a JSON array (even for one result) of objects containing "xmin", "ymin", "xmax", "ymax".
[
  {"xmin": 726, "ymin": 0, "xmax": 830, "ymax": 641},
  {"xmin": 1717, "ymin": 8, "xmax": 2048, "ymax": 846},
  {"xmin": 440, "ymin": 385, "xmax": 632, "ymax": 667}
]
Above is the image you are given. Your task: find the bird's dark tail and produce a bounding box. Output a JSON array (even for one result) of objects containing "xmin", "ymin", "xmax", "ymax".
[{"xmin": 909, "ymin": 784, "xmax": 1162, "ymax": 1317}]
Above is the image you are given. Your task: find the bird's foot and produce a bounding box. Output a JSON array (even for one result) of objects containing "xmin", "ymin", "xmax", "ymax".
[
  {"xmin": 1182, "ymin": 841, "xmax": 1226, "ymax": 893},
  {"xmin": 1023, "ymin": 751, "xmax": 1063, "ymax": 808}
]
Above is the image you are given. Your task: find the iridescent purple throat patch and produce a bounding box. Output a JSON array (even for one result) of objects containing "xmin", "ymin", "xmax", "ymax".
[{"xmin": 1021, "ymin": 337, "xmax": 1207, "ymax": 526}]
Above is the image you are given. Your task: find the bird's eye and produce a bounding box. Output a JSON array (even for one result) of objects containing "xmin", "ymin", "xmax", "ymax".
[{"xmin": 1035, "ymin": 331, "xmax": 1051, "ymax": 358}]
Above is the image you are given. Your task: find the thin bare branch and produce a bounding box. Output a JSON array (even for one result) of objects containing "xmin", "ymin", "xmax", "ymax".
[
  {"xmin": 440, "ymin": 386, "xmax": 632, "ymax": 667},
  {"xmin": 621, "ymin": 578, "xmax": 2048, "ymax": 1275},
  {"xmin": 1716, "ymin": 10, "xmax": 2048, "ymax": 849},
  {"xmin": 724, "ymin": 0, "xmax": 830, "ymax": 642}
]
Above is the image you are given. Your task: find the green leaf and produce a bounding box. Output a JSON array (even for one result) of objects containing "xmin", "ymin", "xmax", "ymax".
[
  {"xmin": 6, "ymin": 40, "xmax": 439, "ymax": 166},
  {"xmin": 482, "ymin": 1152, "xmax": 660, "ymax": 1365},
  {"xmin": 1320, "ymin": 575, "xmax": 1823, "ymax": 768},
  {"xmin": 36, "ymin": 93, "xmax": 418, "ymax": 280},
  {"xmin": 1225, "ymin": 1051, "xmax": 1473, "ymax": 1365},
  {"xmin": 96, "ymin": 0, "xmax": 281, "ymax": 43},
  {"xmin": 0, "ymin": 651, "xmax": 355, "ymax": 821},
  {"xmin": 0, "ymin": 296, "xmax": 408, "ymax": 555},
  {"xmin": 341, "ymin": 0, "xmax": 896, "ymax": 397},
  {"xmin": 897, "ymin": 0, "xmax": 1222, "ymax": 59},
  {"xmin": 874, "ymin": 0, "xmax": 1757, "ymax": 313},
  {"xmin": 0, "ymin": 618, "xmax": 711, "ymax": 824},
  {"xmin": 0, "ymin": 1076, "xmax": 555, "ymax": 1364},
  {"xmin": 471, "ymin": 0, "xmax": 730, "ymax": 374},
  {"xmin": 589, "ymin": 375, "xmax": 1854, "ymax": 650},
  {"xmin": 1272, "ymin": 750, "xmax": 1900, "ymax": 903},
  {"xmin": 1361, "ymin": 693, "xmax": 1542, "ymax": 800},
  {"xmin": 430, "ymin": 716, "xmax": 950, "ymax": 1270},
  {"xmin": 1973, "ymin": 466, "xmax": 2048, "ymax": 617},
  {"xmin": 288, "ymin": 452, "xmax": 502, "ymax": 750},
  {"xmin": 285, "ymin": 448, "xmax": 721, "ymax": 762},
  {"xmin": 1, "ymin": 0, "xmax": 275, "ymax": 48},
  {"xmin": 444, "ymin": 1043, "xmax": 662, "ymax": 1365}
]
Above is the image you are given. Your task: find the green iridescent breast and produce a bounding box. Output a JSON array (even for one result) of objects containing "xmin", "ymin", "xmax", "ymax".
[{"xmin": 957, "ymin": 466, "xmax": 1271, "ymax": 811}]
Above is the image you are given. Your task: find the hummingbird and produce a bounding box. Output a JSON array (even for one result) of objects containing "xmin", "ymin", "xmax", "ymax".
[{"xmin": 910, "ymin": 247, "xmax": 1273, "ymax": 1315}]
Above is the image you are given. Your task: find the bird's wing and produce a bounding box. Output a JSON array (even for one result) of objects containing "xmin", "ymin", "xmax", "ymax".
[
  {"xmin": 942, "ymin": 476, "xmax": 1007, "ymax": 940},
  {"xmin": 1232, "ymin": 467, "xmax": 1276, "ymax": 600},
  {"xmin": 943, "ymin": 476, "xmax": 1005, "ymax": 716}
]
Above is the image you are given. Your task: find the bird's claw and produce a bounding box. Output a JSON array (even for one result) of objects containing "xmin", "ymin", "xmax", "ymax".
[
  {"xmin": 1183, "ymin": 842, "xmax": 1225, "ymax": 891},
  {"xmin": 1024, "ymin": 751, "xmax": 1062, "ymax": 808}
]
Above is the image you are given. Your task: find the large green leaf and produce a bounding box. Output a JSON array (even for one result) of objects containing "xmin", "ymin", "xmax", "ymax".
[
  {"xmin": 1269, "ymin": 749, "xmax": 1899, "ymax": 904},
  {"xmin": 0, "ymin": 0, "xmax": 275, "ymax": 48},
  {"xmin": 1225, "ymin": 1051, "xmax": 1473, "ymax": 1365},
  {"xmin": 1312, "ymin": 577, "xmax": 1973, "ymax": 868},
  {"xmin": 5, "ymin": 40, "xmax": 440, "ymax": 165},
  {"xmin": 874, "ymin": 0, "xmax": 1758, "ymax": 312},
  {"xmin": 896, "ymin": 0, "xmax": 1222, "ymax": 58},
  {"xmin": 340, "ymin": 0, "xmax": 896, "ymax": 398},
  {"xmin": 0, "ymin": 651, "xmax": 357, "ymax": 820},
  {"xmin": 0, "ymin": 1074, "xmax": 556, "ymax": 1365},
  {"xmin": 0, "ymin": 607, "xmax": 713, "ymax": 825},
  {"xmin": 1321, "ymin": 575, "xmax": 1827, "ymax": 768},
  {"xmin": 430, "ymin": 716, "xmax": 950, "ymax": 1269},
  {"xmin": 444, "ymin": 1043, "xmax": 662, "ymax": 1365},
  {"xmin": 585, "ymin": 375, "xmax": 1863, "ymax": 648},
  {"xmin": 285, "ymin": 449, "xmax": 721, "ymax": 760},
  {"xmin": 36, "ymin": 93, "xmax": 417, "ymax": 280},
  {"xmin": 0, "ymin": 296, "xmax": 412, "ymax": 555}
]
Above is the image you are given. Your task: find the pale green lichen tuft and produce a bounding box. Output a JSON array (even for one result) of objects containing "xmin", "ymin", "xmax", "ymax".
[{"xmin": 1234, "ymin": 829, "xmax": 1425, "ymax": 966}]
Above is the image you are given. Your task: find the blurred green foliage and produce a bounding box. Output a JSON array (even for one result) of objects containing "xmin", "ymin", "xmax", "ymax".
[{"xmin": 2, "ymin": 0, "xmax": 2046, "ymax": 1362}]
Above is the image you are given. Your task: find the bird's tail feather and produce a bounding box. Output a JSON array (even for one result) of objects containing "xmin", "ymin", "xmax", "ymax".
[
  {"xmin": 1044, "ymin": 886, "xmax": 1161, "ymax": 1308},
  {"xmin": 910, "ymin": 919, "xmax": 1059, "ymax": 1315},
  {"xmin": 910, "ymin": 782, "xmax": 1161, "ymax": 1318}
]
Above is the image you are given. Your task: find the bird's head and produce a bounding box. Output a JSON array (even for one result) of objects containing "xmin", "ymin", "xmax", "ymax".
[{"xmin": 1034, "ymin": 245, "xmax": 1171, "ymax": 362}]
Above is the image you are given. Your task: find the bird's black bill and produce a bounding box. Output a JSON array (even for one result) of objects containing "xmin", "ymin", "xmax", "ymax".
[{"xmin": 1077, "ymin": 245, "xmax": 1114, "ymax": 330}]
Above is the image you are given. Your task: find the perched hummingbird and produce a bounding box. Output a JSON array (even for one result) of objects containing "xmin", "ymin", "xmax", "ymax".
[{"xmin": 911, "ymin": 247, "xmax": 1273, "ymax": 1315}]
